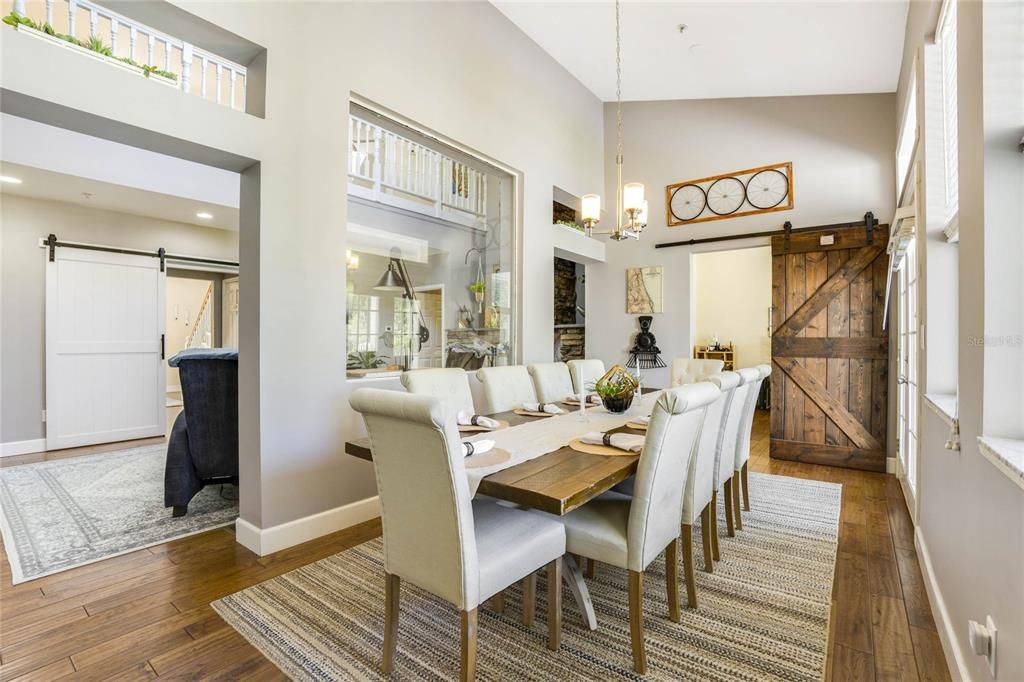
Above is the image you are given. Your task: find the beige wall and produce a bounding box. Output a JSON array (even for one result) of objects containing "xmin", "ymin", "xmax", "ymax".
[
  {"xmin": 693, "ymin": 247, "xmax": 771, "ymax": 368},
  {"xmin": 0, "ymin": 194, "xmax": 238, "ymax": 444},
  {"xmin": 906, "ymin": 2, "xmax": 1024, "ymax": 680},
  {"xmin": 587, "ymin": 93, "xmax": 896, "ymax": 389},
  {"xmin": 1, "ymin": 1, "xmax": 605, "ymax": 537}
]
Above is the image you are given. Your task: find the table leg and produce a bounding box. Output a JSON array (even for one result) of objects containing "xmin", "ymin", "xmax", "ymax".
[{"xmin": 562, "ymin": 554, "xmax": 597, "ymax": 630}]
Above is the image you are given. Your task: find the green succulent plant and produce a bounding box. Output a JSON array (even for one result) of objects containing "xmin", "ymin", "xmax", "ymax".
[{"xmin": 347, "ymin": 351, "xmax": 387, "ymax": 370}]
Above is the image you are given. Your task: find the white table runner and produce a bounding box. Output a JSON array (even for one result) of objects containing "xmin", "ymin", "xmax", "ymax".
[{"xmin": 463, "ymin": 390, "xmax": 664, "ymax": 496}]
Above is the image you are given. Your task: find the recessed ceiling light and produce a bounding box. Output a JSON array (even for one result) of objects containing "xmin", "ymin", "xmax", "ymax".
[
  {"xmin": 0, "ymin": 175, "xmax": 22, "ymax": 184},
  {"xmin": 196, "ymin": 212, "xmax": 213, "ymax": 219}
]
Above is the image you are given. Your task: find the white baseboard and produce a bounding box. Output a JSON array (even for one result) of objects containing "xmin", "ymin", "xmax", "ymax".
[
  {"xmin": 235, "ymin": 495, "xmax": 381, "ymax": 556},
  {"xmin": 0, "ymin": 439, "xmax": 46, "ymax": 458},
  {"xmin": 887, "ymin": 457, "xmax": 897, "ymax": 474},
  {"xmin": 915, "ymin": 527, "xmax": 970, "ymax": 681}
]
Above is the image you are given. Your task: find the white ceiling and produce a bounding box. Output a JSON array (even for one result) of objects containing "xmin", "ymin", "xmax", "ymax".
[
  {"xmin": 1, "ymin": 162, "xmax": 239, "ymax": 231},
  {"xmin": 492, "ymin": 1, "xmax": 909, "ymax": 102}
]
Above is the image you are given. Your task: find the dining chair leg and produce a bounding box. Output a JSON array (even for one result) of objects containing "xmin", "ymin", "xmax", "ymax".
[
  {"xmin": 742, "ymin": 461, "xmax": 751, "ymax": 511},
  {"xmin": 628, "ymin": 570, "xmax": 646, "ymax": 674},
  {"xmin": 547, "ymin": 557, "xmax": 562, "ymax": 651},
  {"xmin": 666, "ymin": 536, "xmax": 683, "ymax": 617},
  {"xmin": 460, "ymin": 608, "xmax": 478, "ymax": 682},
  {"xmin": 522, "ymin": 573, "xmax": 536, "ymax": 627},
  {"xmin": 711, "ymin": 491, "xmax": 721, "ymax": 561},
  {"xmin": 491, "ymin": 590, "xmax": 505, "ymax": 614},
  {"xmin": 681, "ymin": 524, "xmax": 698, "ymax": 607},
  {"xmin": 586, "ymin": 558, "xmax": 597, "ymax": 579},
  {"xmin": 724, "ymin": 479, "xmax": 736, "ymax": 537},
  {"xmin": 699, "ymin": 505, "xmax": 714, "ymax": 573},
  {"xmin": 733, "ymin": 472, "xmax": 744, "ymax": 531},
  {"xmin": 382, "ymin": 573, "xmax": 400, "ymax": 674}
]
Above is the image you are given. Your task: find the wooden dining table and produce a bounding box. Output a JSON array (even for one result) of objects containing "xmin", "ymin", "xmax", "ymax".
[{"xmin": 344, "ymin": 389, "xmax": 659, "ymax": 630}]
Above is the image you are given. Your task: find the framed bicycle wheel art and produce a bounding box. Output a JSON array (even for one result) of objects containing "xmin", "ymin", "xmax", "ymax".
[{"xmin": 666, "ymin": 161, "xmax": 793, "ymax": 226}]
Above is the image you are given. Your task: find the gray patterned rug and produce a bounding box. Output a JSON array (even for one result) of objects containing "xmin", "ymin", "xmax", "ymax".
[
  {"xmin": 214, "ymin": 473, "xmax": 840, "ymax": 681},
  {"xmin": 0, "ymin": 444, "xmax": 238, "ymax": 584}
]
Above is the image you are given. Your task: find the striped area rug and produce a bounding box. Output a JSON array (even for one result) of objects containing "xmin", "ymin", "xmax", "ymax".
[{"xmin": 214, "ymin": 473, "xmax": 840, "ymax": 681}]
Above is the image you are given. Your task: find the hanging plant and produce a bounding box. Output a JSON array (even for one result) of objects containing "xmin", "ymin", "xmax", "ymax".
[{"xmin": 469, "ymin": 280, "xmax": 486, "ymax": 301}]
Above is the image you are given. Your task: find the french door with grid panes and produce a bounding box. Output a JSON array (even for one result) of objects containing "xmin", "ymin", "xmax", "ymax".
[{"xmin": 897, "ymin": 238, "xmax": 920, "ymax": 516}]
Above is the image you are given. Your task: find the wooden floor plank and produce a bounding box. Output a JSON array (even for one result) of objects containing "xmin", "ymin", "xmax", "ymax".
[{"xmin": 0, "ymin": 411, "xmax": 950, "ymax": 681}]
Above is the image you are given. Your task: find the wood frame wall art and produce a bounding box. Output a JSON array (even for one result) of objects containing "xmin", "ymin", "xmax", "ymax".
[{"xmin": 666, "ymin": 161, "xmax": 794, "ymax": 227}]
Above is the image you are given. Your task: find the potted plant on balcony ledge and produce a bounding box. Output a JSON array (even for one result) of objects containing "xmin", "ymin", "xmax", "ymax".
[{"xmin": 4, "ymin": 11, "xmax": 178, "ymax": 87}]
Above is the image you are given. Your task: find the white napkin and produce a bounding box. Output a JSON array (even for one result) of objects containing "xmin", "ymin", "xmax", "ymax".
[
  {"xmin": 630, "ymin": 415, "xmax": 650, "ymax": 425},
  {"xmin": 456, "ymin": 410, "xmax": 500, "ymax": 429},
  {"xmin": 523, "ymin": 402, "xmax": 565, "ymax": 415},
  {"xmin": 462, "ymin": 439, "xmax": 495, "ymax": 457},
  {"xmin": 580, "ymin": 431, "xmax": 645, "ymax": 453},
  {"xmin": 567, "ymin": 394, "xmax": 602, "ymax": 405}
]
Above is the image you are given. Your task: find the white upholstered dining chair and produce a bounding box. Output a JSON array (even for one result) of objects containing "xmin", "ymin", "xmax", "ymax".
[
  {"xmin": 400, "ymin": 367, "xmax": 476, "ymax": 414},
  {"xmin": 680, "ymin": 372, "xmax": 740, "ymax": 603},
  {"xmin": 558, "ymin": 383, "xmax": 720, "ymax": 673},
  {"xmin": 707, "ymin": 367, "xmax": 759, "ymax": 557},
  {"xmin": 527, "ymin": 362, "xmax": 576, "ymax": 403},
  {"xmin": 671, "ymin": 358, "xmax": 725, "ymax": 386},
  {"xmin": 349, "ymin": 388, "xmax": 566, "ymax": 681},
  {"xmin": 731, "ymin": 364, "xmax": 772, "ymax": 529},
  {"xmin": 566, "ymin": 358, "xmax": 606, "ymax": 395},
  {"xmin": 475, "ymin": 365, "xmax": 538, "ymax": 414}
]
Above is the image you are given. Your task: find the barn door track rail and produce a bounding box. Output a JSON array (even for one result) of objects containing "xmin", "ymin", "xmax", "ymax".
[
  {"xmin": 44, "ymin": 234, "xmax": 239, "ymax": 272},
  {"xmin": 654, "ymin": 212, "xmax": 878, "ymax": 250}
]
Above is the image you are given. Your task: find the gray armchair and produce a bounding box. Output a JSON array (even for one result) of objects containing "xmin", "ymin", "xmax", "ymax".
[{"xmin": 165, "ymin": 348, "xmax": 239, "ymax": 516}]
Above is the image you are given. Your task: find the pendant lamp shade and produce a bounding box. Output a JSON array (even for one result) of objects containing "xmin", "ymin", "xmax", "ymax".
[{"xmin": 374, "ymin": 259, "xmax": 406, "ymax": 291}]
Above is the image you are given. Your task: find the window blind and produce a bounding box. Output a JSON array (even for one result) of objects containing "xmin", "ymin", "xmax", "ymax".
[{"xmin": 938, "ymin": 0, "xmax": 959, "ymax": 228}]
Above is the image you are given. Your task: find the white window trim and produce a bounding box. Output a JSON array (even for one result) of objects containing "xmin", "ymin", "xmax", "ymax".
[
  {"xmin": 895, "ymin": 68, "xmax": 919, "ymax": 206},
  {"xmin": 977, "ymin": 437, "xmax": 1024, "ymax": 491},
  {"xmin": 935, "ymin": 0, "xmax": 960, "ymax": 239}
]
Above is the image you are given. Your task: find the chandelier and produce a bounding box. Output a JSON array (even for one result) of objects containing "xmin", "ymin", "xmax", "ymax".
[{"xmin": 581, "ymin": 0, "xmax": 647, "ymax": 241}]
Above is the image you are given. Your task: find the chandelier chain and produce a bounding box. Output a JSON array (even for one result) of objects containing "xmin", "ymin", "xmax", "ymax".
[{"xmin": 615, "ymin": 0, "xmax": 622, "ymax": 160}]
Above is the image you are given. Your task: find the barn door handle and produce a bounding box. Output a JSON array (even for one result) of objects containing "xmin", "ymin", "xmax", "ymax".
[{"xmin": 160, "ymin": 334, "xmax": 165, "ymax": 360}]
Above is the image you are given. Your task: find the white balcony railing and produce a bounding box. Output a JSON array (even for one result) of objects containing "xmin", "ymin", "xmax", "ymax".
[
  {"xmin": 348, "ymin": 114, "xmax": 488, "ymax": 229},
  {"xmin": 10, "ymin": 0, "xmax": 247, "ymax": 110}
]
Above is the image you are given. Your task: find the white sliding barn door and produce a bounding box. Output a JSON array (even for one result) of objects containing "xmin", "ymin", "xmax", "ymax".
[{"xmin": 46, "ymin": 248, "xmax": 166, "ymax": 450}]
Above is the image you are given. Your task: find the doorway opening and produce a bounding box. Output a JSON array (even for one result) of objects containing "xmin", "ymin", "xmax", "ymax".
[{"xmin": 690, "ymin": 246, "xmax": 772, "ymax": 374}]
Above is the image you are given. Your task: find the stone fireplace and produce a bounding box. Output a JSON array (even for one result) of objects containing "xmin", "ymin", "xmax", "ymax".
[{"xmin": 553, "ymin": 256, "xmax": 585, "ymax": 362}]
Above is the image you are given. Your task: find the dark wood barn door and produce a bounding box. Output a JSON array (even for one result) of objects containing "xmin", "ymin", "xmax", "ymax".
[{"xmin": 769, "ymin": 228, "xmax": 889, "ymax": 472}]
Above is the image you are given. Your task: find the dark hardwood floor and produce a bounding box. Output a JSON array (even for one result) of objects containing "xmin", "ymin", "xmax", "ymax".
[{"xmin": 0, "ymin": 411, "xmax": 949, "ymax": 681}]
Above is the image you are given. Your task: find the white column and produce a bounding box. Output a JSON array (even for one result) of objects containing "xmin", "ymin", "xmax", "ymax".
[
  {"xmin": 163, "ymin": 40, "xmax": 171, "ymax": 72},
  {"xmin": 13, "ymin": 0, "xmax": 25, "ymax": 15},
  {"xmin": 147, "ymin": 34, "xmax": 155, "ymax": 66},
  {"xmin": 88, "ymin": 8, "xmax": 97, "ymax": 37},
  {"xmin": 44, "ymin": 0, "xmax": 53, "ymax": 25},
  {"xmin": 128, "ymin": 26, "xmax": 136, "ymax": 61},
  {"xmin": 229, "ymin": 69, "xmax": 237, "ymax": 109},
  {"xmin": 215, "ymin": 64, "xmax": 222, "ymax": 104},
  {"xmin": 181, "ymin": 43, "xmax": 193, "ymax": 93},
  {"xmin": 110, "ymin": 18, "xmax": 118, "ymax": 54},
  {"xmin": 68, "ymin": 0, "xmax": 77, "ymax": 36},
  {"xmin": 200, "ymin": 56, "xmax": 208, "ymax": 98}
]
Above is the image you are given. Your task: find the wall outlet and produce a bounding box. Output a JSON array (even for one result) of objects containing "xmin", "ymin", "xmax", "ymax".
[{"xmin": 968, "ymin": 616, "xmax": 997, "ymax": 677}]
